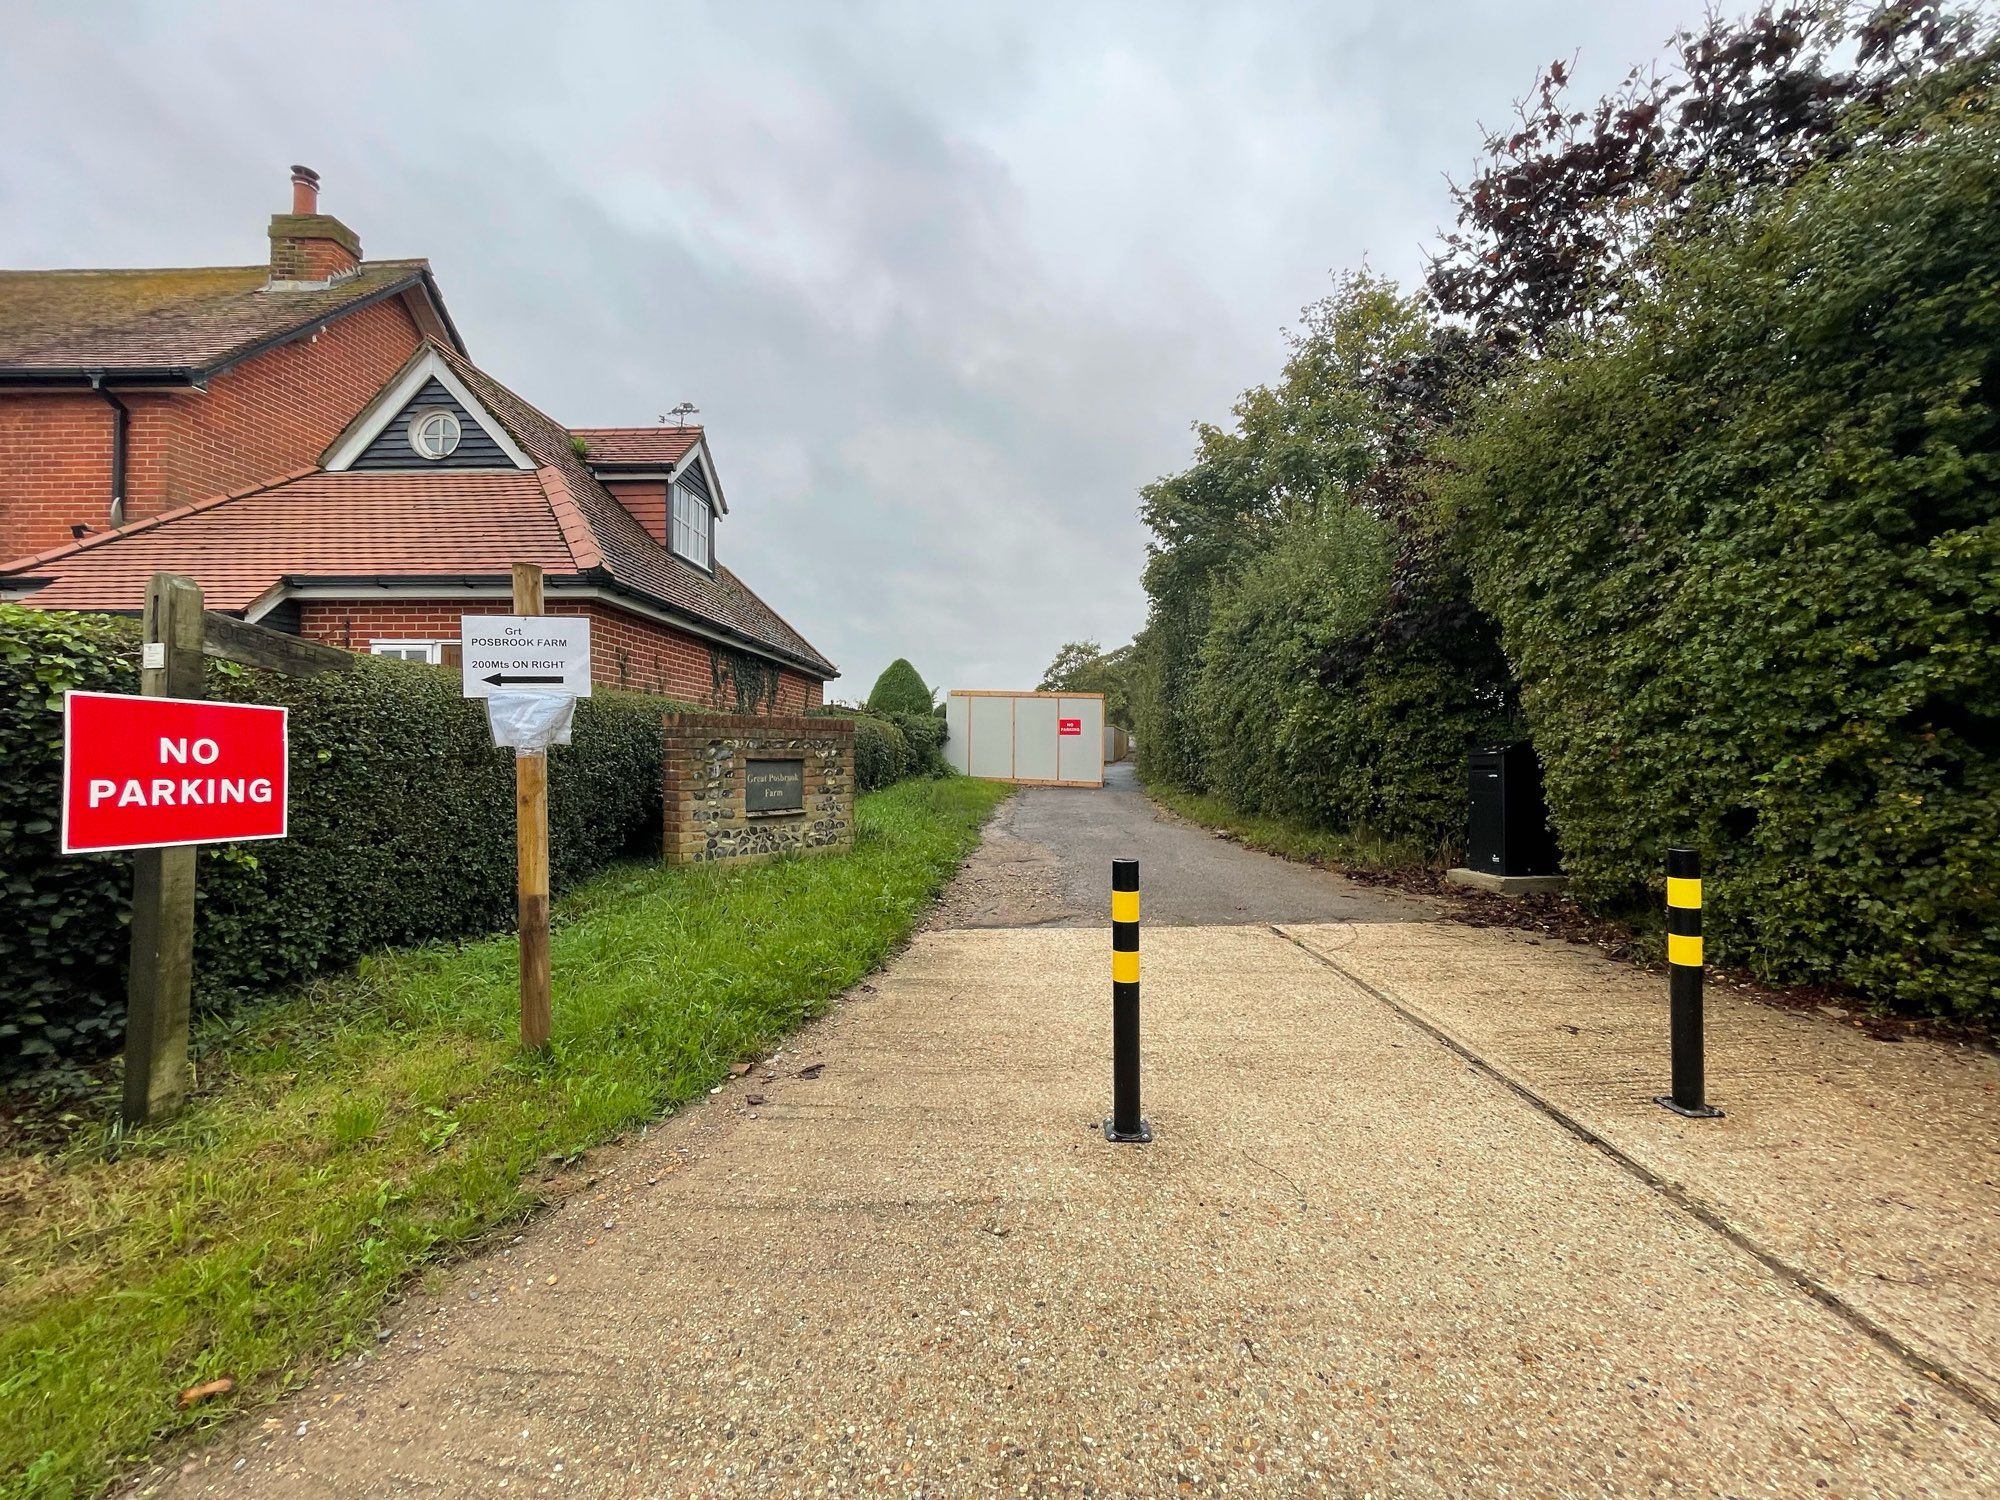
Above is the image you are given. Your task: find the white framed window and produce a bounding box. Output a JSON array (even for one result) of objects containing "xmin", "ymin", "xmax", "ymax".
[
  {"xmin": 670, "ymin": 483, "xmax": 712, "ymax": 569},
  {"xmin": 407, "ymin": 408, "xmax": 463, "ymax": 461},
  {"xmin": 372, "ymin": 640, "xmax": 448, "ymax": 664}
]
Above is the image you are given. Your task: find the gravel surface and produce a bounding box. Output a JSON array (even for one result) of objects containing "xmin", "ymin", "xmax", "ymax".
[{"xmin": 132, "ymin": 777, "xmax": 2000, "ymax": 1498}]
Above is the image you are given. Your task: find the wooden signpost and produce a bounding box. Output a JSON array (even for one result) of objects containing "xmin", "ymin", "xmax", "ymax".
[
  {"xmin": 512, "ymin": 562, "xmax": 553, "ymax": 1050},
  {"xmin": 457, "ymin": 563, "xmax": 589, "ymax": 1049},
  {"xmin": 89, "ymin": 572, "xmax": 351, "ymax": 1126},
  {"xmin": 124, "ymin": 575, "xmax": 204, "ymax": 1126}
]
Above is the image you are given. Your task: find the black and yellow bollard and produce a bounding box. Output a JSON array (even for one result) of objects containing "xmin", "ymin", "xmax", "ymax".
[
  {"xmin": 1654, "ymin": 846, "xmax": 1723, "ymax": 1119},
  {"xmin": 1105, "ymin": 857, "xmax": 1153, "ymax": 1143}
]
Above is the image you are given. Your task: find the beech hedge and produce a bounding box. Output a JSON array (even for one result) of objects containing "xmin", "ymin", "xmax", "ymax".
[
  {"xmin": 1444, "ymin": 115, "xmax": 2000, "ymax": 1018},
  {"xmin": 0, "ymin": 605, "xmax": 677, "ymax": 1072},
  {"xmin": 1195, "ymin": 504, "xmax": 1511, "ymax": 854}
]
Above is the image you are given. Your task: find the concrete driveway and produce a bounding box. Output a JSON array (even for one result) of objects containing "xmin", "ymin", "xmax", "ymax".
[{"xmin": 142, "ymin": 768, "xmax": 2000, "ymax": 1498}]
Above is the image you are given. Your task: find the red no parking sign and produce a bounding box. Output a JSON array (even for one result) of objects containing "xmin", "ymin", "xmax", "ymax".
[{"xmin": 62, "ymin": 691, "xmax": 289, "ymax": 854}]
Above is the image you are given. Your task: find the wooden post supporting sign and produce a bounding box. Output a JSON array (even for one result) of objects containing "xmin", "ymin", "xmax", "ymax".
[
  {"xmin": 122, "ymin": 573, "xmax": 205, "ymax": 1126},
  {"xmin": 75, "ymin": 573, "xmax": 345, "ymax": 1128},
  {"xmin": 513, "ymin": 561, "xmax": 553, "ymax": 1049}
]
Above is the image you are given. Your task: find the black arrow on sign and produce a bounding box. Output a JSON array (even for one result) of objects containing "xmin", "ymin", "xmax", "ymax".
[{"xmin": 483, "ymin": 673, "xmax": 566, "ymax": 686}]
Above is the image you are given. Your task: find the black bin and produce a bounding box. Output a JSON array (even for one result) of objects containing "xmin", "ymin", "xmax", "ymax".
[{"xmin": 1466, "ymin": 744, "xmax": 1560, "ymax": 876}]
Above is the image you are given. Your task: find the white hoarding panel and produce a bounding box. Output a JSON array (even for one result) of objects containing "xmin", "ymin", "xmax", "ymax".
[
  {"xmin": 967, "ymin": 696, "xmax": 1015, "ymax": 780},
  {"xmin": 944, "ymin": 693, "xmax": 971, "ymax": 774},
  {"xmin": 946, "ymin": 691, "xmax": 1107, "ymax": 787},
  {"xmin": 1013, "ymin": 696, "xmax": 1060, "ymax": 781},
  {"xmin": 1057, "ymin": 696, "xmax": 1104, "ymax": 785}
]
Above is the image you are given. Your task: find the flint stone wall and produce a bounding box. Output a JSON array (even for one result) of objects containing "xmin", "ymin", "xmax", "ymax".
[{"xmin": 663, "ymin": 713, "xmax": 855, "ymax": 866}]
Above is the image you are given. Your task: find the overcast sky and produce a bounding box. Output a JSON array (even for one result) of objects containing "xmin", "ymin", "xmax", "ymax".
[{"xmin": 1, "ymin": 1, "xmax": 1709, "ymax": 696}]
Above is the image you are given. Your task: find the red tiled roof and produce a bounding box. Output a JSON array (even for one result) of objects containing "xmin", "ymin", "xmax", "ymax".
[
  {"xmin": 441, "ymin": 352, "xmax": 828, "ymax": 673},
  {"xmin": 568, "ymin": 427, "xmax": 703, "ymax": 467},
  {"xmin": 7, "ymin": 469, "xmax": 580, "ymax": 612},
  {"xmin": 2, "ymin": 344, "xmax": 837, "ymax": 677},
  {"xmin": 0, "ymin": 261, "xmax": 455, "ymax": 377}
]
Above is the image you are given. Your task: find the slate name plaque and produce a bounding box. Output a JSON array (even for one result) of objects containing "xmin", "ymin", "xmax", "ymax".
[{"xmin": 745, "ymin": 758, "xmax": 805, "ymax": 814}]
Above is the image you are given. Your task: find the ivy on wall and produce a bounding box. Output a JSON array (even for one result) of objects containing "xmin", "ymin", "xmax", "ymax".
[{"xmin": 708, "ymin": 646, "xmax": 781, "ymax": 714}]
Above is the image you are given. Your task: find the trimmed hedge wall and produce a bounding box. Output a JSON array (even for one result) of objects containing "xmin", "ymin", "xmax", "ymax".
[
  {"xmin": 1194, "ymin": 504, "xmax": 1511, "ymax": 854},
  {"xmin": 0, "ymin": 605, "xmax": 680, "ymax": 1072},
  {"xmin": 824, "ymin": 705, "xmax": 952, "ymax": 791},
  {"xmin": 884, "ymin": 709, "xmax": 950, "ymax": 780},
  {"xmin": 849, "ymin": 713, "xmax": 910, "ymax": 791},
  {"xmin": 1444, "ymin": 115, "xmax": 2000, "ymax": 1018}
]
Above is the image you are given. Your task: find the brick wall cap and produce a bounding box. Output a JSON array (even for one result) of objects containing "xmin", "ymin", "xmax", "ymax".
[
  {"xmin": 663, "ymin": 711, "xmax": 853, "ymax": 735},
  {"xmin": 268, "ymin": 214, "xmax": 363, "ymax": 260}
]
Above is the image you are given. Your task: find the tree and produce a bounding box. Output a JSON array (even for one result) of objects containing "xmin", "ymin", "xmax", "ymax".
[
  {"xmin": 1038, "ymin": 640, "xmax": 1135, "ymax": 727},
  {"xmin": 866, "ymin": 658, "xmax": 935, "ymax": 716},
  {"xmin": 1428, "ymin": 1, "xmax": 1995, "ymax": 350},
  {"xmin": 1130, "ymin": 273, "xmax": 1516, "ymax": 847}
]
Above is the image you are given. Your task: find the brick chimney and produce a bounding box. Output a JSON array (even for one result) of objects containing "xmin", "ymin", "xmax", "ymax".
[{"xmin": 267, "ymin": 165, "xmax": 361, "ymax": 287}]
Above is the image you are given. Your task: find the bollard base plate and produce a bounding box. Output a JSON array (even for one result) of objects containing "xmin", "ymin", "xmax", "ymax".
[
  {"xmin": 1103, "ymin": 1117, "xmax": 1154, "ymax": 1144},
  {"xmin": 1653, "ymin": 1095, "xmax": 1724, "ymax": 1119}
]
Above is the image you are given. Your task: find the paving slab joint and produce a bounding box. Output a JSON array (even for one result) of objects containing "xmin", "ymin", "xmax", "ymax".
[{"xmin": 1266, "ymin": 921, "xmax": 2000, "ymax": 1428}]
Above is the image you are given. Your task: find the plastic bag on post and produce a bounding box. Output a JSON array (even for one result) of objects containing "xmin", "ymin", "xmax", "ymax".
[{"xmin": 486, "ymin": 692, "xmax": 576, "ymax": 751}]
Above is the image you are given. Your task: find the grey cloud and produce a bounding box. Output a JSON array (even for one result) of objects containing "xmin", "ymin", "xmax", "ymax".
[{"xmin": 1, "ymin": 0, "xmax": 1705, "ymax": 693}]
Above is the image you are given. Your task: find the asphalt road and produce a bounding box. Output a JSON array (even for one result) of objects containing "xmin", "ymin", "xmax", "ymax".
[{"xmin": 945, "ymin": 762, "xmax": 1422, "ymax": 928}]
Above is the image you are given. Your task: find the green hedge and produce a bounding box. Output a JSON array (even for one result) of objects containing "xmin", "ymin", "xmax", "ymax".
[
  {"xmin": 1444, "ymin": 114, "xmax": 2000, "ymax": 1018},
  {"xmin": 818, "ymin": 703, "xmax": 953, "ymax": 791},
  {"xmin": 883, "ymin": 709, "xmax": 950, "ymax": 779},
  {"xmin": 849, "ymin": 713, "xmax": 911, "ymax": 791},
  {"xmin": 0, "ymin": 605, "xmax": 680, "ymax": 1072},
  {"xmin": 1193, "ymin": 505, "xmax": 1510, "ymax": 855}
]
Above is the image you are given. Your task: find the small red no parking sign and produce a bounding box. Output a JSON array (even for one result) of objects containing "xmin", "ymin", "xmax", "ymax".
[
  {"xmin": 62, "ymin": 691, "xmax": 289, "ymax": 854},
  {"xmin": 1059, "ymin": 718, "xmax": 1082, "ymax": 736}
]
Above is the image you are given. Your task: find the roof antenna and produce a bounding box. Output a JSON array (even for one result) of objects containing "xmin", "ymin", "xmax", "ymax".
[{"xmin": 661, "ymin": 402, "xmax": 699, "ymax": 429}]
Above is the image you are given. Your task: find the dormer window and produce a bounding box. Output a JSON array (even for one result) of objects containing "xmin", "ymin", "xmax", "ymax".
[
  {"xmin": 670, "ymin": 481, "xmax": 712, "ymax": 569},
  {"xmin": 408, "ymin": 408, "xmax": 462, "ymax": 460}
]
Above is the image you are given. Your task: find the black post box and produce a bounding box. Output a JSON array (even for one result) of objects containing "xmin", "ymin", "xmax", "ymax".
[{"xmin": 1466, "ymin": 744, "xmax": 1560, "ymax": 877}]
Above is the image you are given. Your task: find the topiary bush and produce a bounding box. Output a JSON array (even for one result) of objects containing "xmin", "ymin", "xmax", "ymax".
[
  {"xmin": 1444, "ymin": 112, "xmax": 2000, "ymax": 1019},
  {"xmin": 0, "ymin": 604, "xmax": 683, "ymax": 1072},
  {"xmin": 866, "ymin": 658, "xmax": 935, "ymax": 717}
]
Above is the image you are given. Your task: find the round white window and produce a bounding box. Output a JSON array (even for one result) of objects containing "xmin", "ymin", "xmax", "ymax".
[{"xmin": 408, "ymin": 408, "xmax": 462, "ymax": 460}]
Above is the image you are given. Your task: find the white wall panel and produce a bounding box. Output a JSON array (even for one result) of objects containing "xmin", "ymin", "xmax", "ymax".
[
  {"xmin": 1013, "ymin": 696, "xmax": 1060, "ymax": 781},
  {"xmin": 944, "ymin": 693, "xmax": 970, "ymax": 774},
  {"xmin": 945, "ymin": 692, "xmax": 1105, "ymax": 787},
  {"xmin": 1057, "ymin": 696, "xmax": 1104, "ymax": 784},
  {"xmin": 967, "ymin": 696, "xmax": 1015, "ymax": 780}
]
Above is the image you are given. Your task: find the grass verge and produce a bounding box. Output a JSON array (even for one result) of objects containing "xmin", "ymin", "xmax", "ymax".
[
  {"xmin": 0, "ymin": 775, "xmax": 1010, "ymax": 1500},
  {"xmin": 1139, "ymin": 777, "xmax": 1436, "ymax": 874}
]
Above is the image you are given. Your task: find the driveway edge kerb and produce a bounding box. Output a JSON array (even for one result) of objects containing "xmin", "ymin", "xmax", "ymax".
[{"xmin": 1270, "ymin": 921, "xmax": 2000, "ymax": 1429}]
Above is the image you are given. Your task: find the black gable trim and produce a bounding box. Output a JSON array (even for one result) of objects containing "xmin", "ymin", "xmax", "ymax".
[
  {"xmin": 676, "ymin": 457, "xmax": 712, "ymax": 505},
  {"xmin": 350, "ymin": 377, "xmax": 512, "ymax": 469}
]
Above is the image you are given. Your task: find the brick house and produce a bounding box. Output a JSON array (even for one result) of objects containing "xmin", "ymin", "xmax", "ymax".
[{"xmin": 0, "ymin": 168, "xmax": 836, "ymax": 707}]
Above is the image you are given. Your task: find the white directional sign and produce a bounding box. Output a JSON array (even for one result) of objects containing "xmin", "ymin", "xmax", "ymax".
[{"xmin": 460, "ymin": 615, "xmax": 592, "ymax": 698}]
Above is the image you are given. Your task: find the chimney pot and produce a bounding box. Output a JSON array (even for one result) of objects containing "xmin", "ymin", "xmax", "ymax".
[
  {"xmin": 269, "ymin": 164, "xmax": 359, "ymax": 285},
  {"xmin": 290, "ymin": 164, "xmax": 320, "ymax": 215}
]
